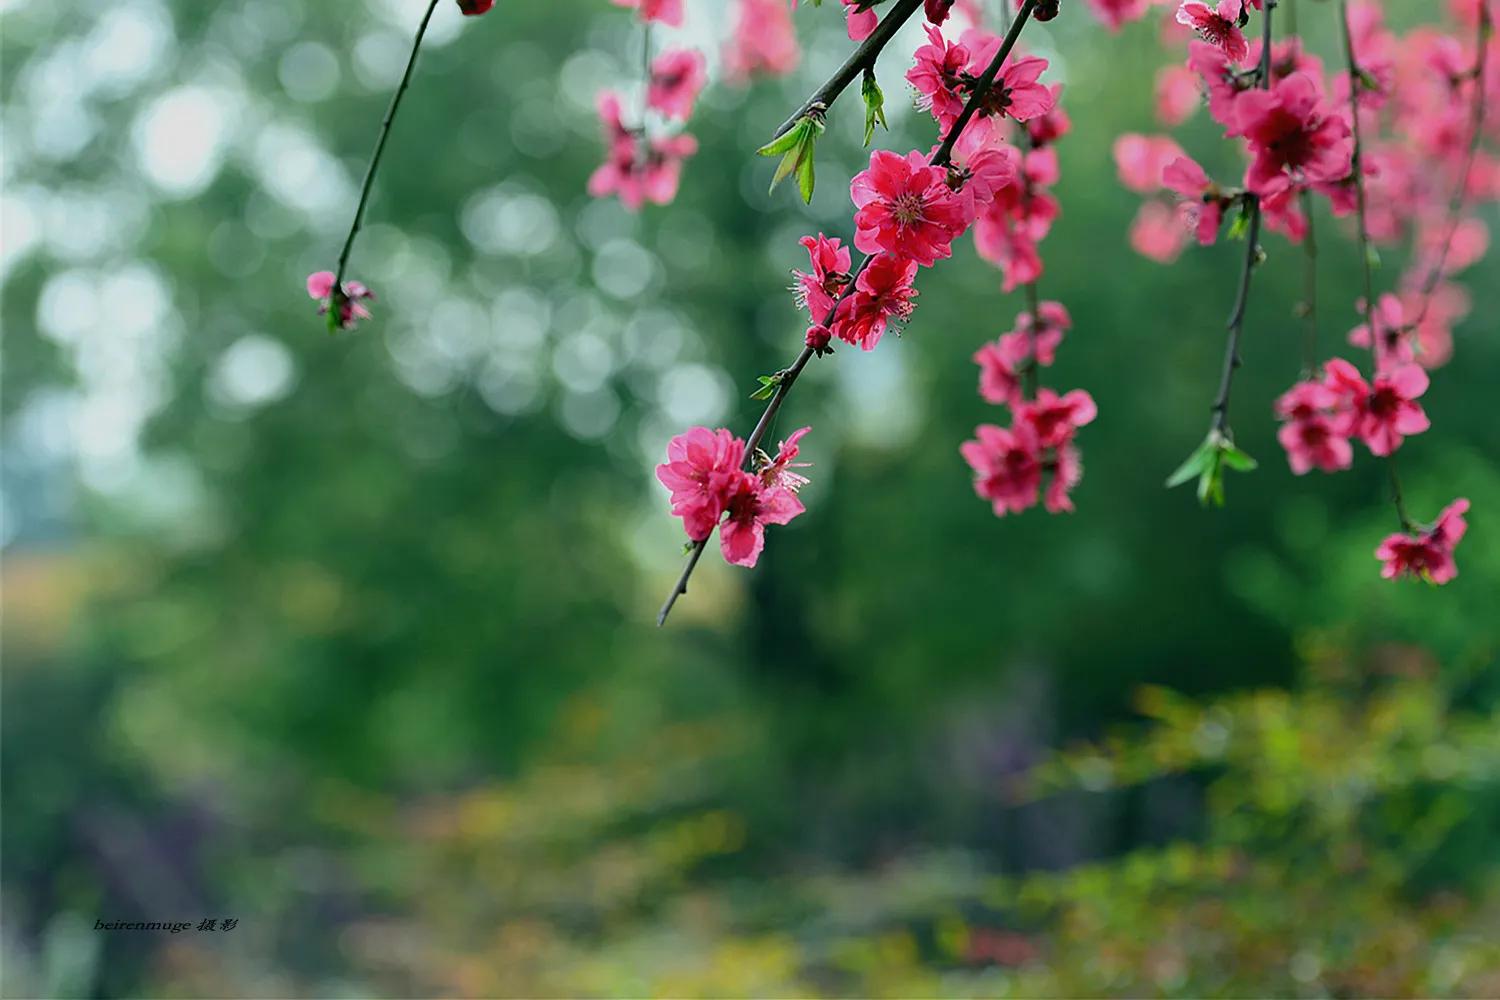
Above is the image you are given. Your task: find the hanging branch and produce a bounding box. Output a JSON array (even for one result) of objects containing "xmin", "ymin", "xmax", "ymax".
[
  {"xmin": 1208, "ymin": 2, "xmax": 1277, "ymax": 439},
  {"xmin": 657, "ymin": 0, "xmax": 1043, "ymax": 626},
  {"xmin": 331, "ymin": 0, "xmax": 443, "ymax": 302},
  {"xmin": 1338, "ymin": 0, "xmax": 1418, "ymax": 530},
  {"xmin": 1409, "ymin": 2, "xmax": 1493, "ymax": 326}
]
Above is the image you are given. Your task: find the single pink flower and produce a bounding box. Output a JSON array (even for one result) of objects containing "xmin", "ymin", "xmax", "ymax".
[
  {"xmin": 760, "ymin": 426, "xmax": 812, "ymax": 493},
  {"xmin": 1175, "ymin": 0, "xmax": 1249, "ymax": 64},
  {"xmin": 961, "ymin": 423, "xmax": 1043, "ymax": 516},
  {"xmin": 1347, "ymin": 293, "xmax": 1414, "ymax": 370},
  {"xmin": 1375, "ymin": 498, "xmax": 1470, "ymax": 584},
  {"xmin": 907, "ymin": 24, "xmax": 971, "ymax": 128},
  {"xmin": 1155, "ymin": 65, "xmax": 1202, "ymax": 126},
  {"xmin": 719, "ymin": 474, "xmax": 805, "ymax": 567},
  {"xmin": 984, "ymin": 55, "xmax": 1057, "ymax": 122},
  {"xmin": 1114, "ymin": 133, "xmax": 1187, "ymax": 193},
  {"xmin": 656, "ymin": 427, "xmax": 748, "ymax": 541},
  {"xmin": 1357, "ymin": 363, "xmax": 1431, "ymax": 456},
  {"xmin": 1162, "ymin": 155, "xmax": 1225, "ymax": 245},
  {"xmin": 1322, "ymin": 357, "xmax": 1430, "ymax": 456},
  {"xmin": 831, "ymin": 253, "xmax": 919, "ymax": 351},
  {"xmin": 850, "ymin": 149, "xmax": 968, "ymax": 267},
  {"xmin": 1231, "ymin": 72, "xmax": 1352, "ymax": 196},
  {"xmin": 792, "ymin": 233, "xmax": 853, "ymax": 323},
  {"xmin": 1129, "ymin": 201, "xmax": 1189, "ymax": 263},
  {"xmin": 1015, "ymin": 388, "xmax": 1097, "ymax": 449},
  {"xmin": 457, "ymin": 0, "xmax": 494, "ymax": 14},
  {"xmin": 647, "ymin": 48, "xmax": 707, "ymax": 120},
  {"xmin": 307, "ymin": 271, "xmax": 375, "ymax": 330},
  {"xmin": 973, "ymin": 331, "xmax": 1031, "ymax": 406}
]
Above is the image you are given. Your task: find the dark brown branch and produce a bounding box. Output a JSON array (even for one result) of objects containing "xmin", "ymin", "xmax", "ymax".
[
  {"xmin": 1209, "ymin": 1, "xmax": 1275, "ymax": 436},
  {"xmin": 1339, "ymin": 0, "xmax": 1422, "ymax": 532},
  {"xmin": 1339, "ymin": 0, "xmax": 1377, "ymax": 350},
  {"xmin": 1410, "ymin": 3, "xmax": 1492, "ymax": 326},
  {"xmin": 657, "ymin": 0, "xmax": 1041, "ymax": 626},
  {"xmin": 771, "ymin": 0, "xmax": 926, "ymax": 140},
  {"xmin": 333, "ymin": 0, "xmax": 442, "ymax": 295}
]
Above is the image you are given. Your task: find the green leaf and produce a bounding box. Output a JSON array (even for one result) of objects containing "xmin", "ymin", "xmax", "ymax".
[
  {"xmin": 756, "ymin": 119, "xmax": 808, "ymax": 158},
  {"xmin": 761, "ymin": 115, "xmax": 822, "ymax": 198},
  {"xmin": 1165, "ymin": 441, "xmax": 1214, "ymax": 488},
  {"xmin": 1168, "ymin": 431, "xmax": 1257, "ymax": 507},
  {"xmin": 795, "ymin": 149, "xmax": 816, "ymax": 204},
  {"xmin": 1220, "ymin": 443, "xmax": 1258, "ymax": 472},
  {"xmin": 750, "ymin": 374, "xmax": 781, "ymax": 400},
  {"xmin": 861, "ymin": 67, "xmax": 887, "ymax": 147},
  {"xmin": 1227, "ymin": 204, "xmax": 1252, "ymax": 240},
  {"xmin": 1197, "ymin": 451, "xmax": 1226, "ymax": 508},
  {"xmin": 771, "ymin": 146, "xmax": 801, "ymax": 190}
]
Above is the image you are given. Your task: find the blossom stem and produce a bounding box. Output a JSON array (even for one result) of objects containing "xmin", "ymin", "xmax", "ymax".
[
  {"xmin": 1023, "ymin": 281, "xmax": 1041, "ymax": 399},
  {"xmin": 771, "ymin": 0, "xmax": 926, "ymax": 140},
  {"xmin": 1410, "ymin": 2, "xmax": 1492, "ymax": 326},
  {"xmin": 1209, "ymin": 1, "xmax": 1275, "ymax": 436},
  {"xmin": 1387, "ymin": 453, "xmax": 1413, "ymax": 531},
  {"xmin": 657, "ymin": 0, "xmax": 1042, "ymax": 626},
  {"xmin": 639, "ymin": 22, "xmax": 653, "ymax": 129},
  {"xmin": 1339, "ymin": 0, "xmax": 1419, "ymax": 535},
  {"xmin": 1338, "ymin": 0, "xmax": 1377, "ymax": 364},
  {"xmin": 333, "ymin": 0, "xmax": 443, "ymax": 296},
  {"xmin": 1297, "ymin": 189, "xmax": 1319, "ymax": 376}
]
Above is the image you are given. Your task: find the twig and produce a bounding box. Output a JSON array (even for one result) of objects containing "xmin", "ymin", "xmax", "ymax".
[
  {"xmin": 1297, "ymin": 189, "xmax": 1319, "ymax": 375},
  {"xmin": 771, "ymin": 0, "xmax": 926, "ymax": 139},
  {"xmin": 333, "ymin": 0, "xmax": 443, "ymax": 294},
  {"xmin": 1338, "ymin": 0, "xmax": 1377, "ymax": 357},
  {"xmin": 1209, "ymin": 1, "xmax": 1276, "ymax": 436},
  {"xmin": 1409, "ymin": 2, "xmax": 1492, "ymax": 326},
  {"xmin": 1339, "ymin": 0, "xmax": 1419, "ymax": 532},
  {"xmin": 1022, "ymin": 280, "xmax": 1041, "ymax": 400},
  {"xmin": 658, "ymin": 0, "xmax": 1041, "ymax": 626}
]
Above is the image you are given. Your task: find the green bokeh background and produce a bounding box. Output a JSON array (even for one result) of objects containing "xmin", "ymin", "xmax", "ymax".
[{"xmin": 3, "ymin": 0, "xmax": 1498, "ymax": 995}]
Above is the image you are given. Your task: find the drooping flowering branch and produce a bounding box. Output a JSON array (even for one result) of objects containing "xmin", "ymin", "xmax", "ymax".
[
  {"xmin": 1166, "ymin": 0, "xmax": 1277, "ymax": 507},
  {"xmin": 1410, "ymin": 2, "xmax": 1493, "ymax": 326},
  {"xmin": 656, "ymin": 0, "xmax": 1047, "ymax": 626},
  {"xmin": 307, "ymin": 0, "xmax": 493, "ymax": 331}
]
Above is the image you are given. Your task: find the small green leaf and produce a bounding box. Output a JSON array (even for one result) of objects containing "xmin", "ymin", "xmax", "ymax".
[
  {"xmin": 1197, "ymin": 452, "xmax": 1227, "ymax": 508},
  {"xmin": 1220, "ymin": 443, "xmax": 1258, "ymax": 472},
  {"xmin": 1365, "ymin": 243, "xmax": 1382, "ymax": 270},
  {"xmin": 1227, "ymin": 204, "xmax": 1252, "ymax": 240},
  {"xmin": 861, "ymin": 67, "xmax": 887, "ymax": 147},
  {"xmin": 756, "ymin": 119, "xmax": 808, "ymax": 158},
  {"xmin": 750, "ymin": 373, "xmax": 782, "ymax": 400},
  {"xmin": 761, "ymin": 115, "xmax": 822, "ymax": 198},
  {"xmin": 795, "ymin": 149, "xmax": 816, "ymax": 203},
  {"xmin": 1165, "ymin": 441, "xmax": 1214, "ymax": 488},
  {"xmin": 1168, "ymin": 431, "xmax": 1256, "ymax": 507}
]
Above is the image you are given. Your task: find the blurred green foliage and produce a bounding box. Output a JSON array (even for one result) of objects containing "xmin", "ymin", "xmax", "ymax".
[{"xmin": 2, "ymin": 0, "xmax": 1498, "ymax": 995}]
